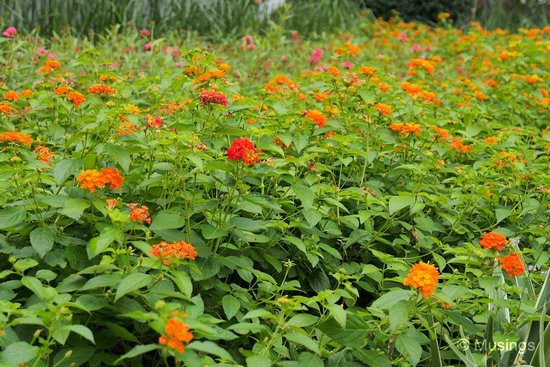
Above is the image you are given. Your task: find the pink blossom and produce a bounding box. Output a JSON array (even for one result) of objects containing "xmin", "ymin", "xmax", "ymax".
[
  {"xmin": 309, "ymin": 48, "xmax": 323, "ymax": 65},
  {"xmin": 36, "ymin": 47, "xmax": 48, "ymax": 56},
  {"xmin": 411, "ymin": 43, "xmax": 422, "ymax": 52},
  {"xmin": 144, "ymin": 43, "xmax": 152, "ymax": 51},
  {"xmin": 139, "ymin": 28, "xmax": 151, "ymax": 37},
  {"xmin": 47, "ymin": 53, "xmax": 57, "ymax": 60},
  {"xmin": 456, "ymin": 66, "xmax": 464, "ymax": 73},
  {"xmin": 343, "ymin": 61, "xmax": 353, "ymax": 69},
  {"xmin": 280, "ymin": 55, "xmax": 287, "ymax": 62},
  {"xmin": 3, "ymin": 27, "xmax": 16, "ymax": 38},
  {"xmin": 246, "ymin": 43, "xmax": 256, "ymax": 50},
  {"xmin": 242, "ymin": 35, "xmax": 254, "ymax": 44},
  {"xmin": 175, "ymin": 61, "xmax": 186, "ymax": 67},
  {"xmin": 399, "ymin": 32, "xmax": 408, "ymax": 41}
]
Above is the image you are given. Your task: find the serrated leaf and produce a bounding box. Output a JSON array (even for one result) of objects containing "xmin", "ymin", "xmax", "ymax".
[
  {"xmin": 30, "ymin": 227, "xmax": 55, "ymax": 258},
  {"xmin": 222, "ymin": 295, "xmax": 240, "ymax": 320}
]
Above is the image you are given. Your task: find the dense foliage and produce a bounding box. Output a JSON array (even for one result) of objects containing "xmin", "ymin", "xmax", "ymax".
[{"xmin": 0, "ymin": 17, "xmax": 549, "ymax": 367}]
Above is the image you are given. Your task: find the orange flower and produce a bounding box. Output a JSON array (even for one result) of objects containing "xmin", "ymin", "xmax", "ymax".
[
  {"xmin": 375, "ymin": 103, "xmax": 392, "ymax": 116},
  {"xmin": 313, "ymin": 92, "xmax": 329, "ymax": 102},
  {"xmin": 344, "ymin": 41, "xmax": 360, "ymax": 56},
  {"xmin": 150, "ymin": 241, "xmax": 197, "ymax": 265},
  {"xmin": 76, "ymin": 168, "xmax": 123, "ymax": 193},
  {"xmin": 378, "ymin": 82, "xmax": 391, "ymax": 92},
  {"xmin": 0, "ymin": 131, "xmax": 33, "ymax": 146},
  {"xmin": 400, "ymin": 81, "xmax": 423, "ymax": 96},
  {"xmin": 101, "ymin": 168, "xmax": 124, "ymax": 190},
  {"xmin": 305, "ymin": 110, "xmax": 327, "ymax": 127},
  {"xmin": 88, "ymin": 84, "xmax": 116, "ymax": 95},
  {"xmin": 34, "ymin": 146, "xmax": 55, "ymax": 164},
  {"xmin": 159, "ymin": 316, "xmax": 193, "ymax": 354},
  {"xmin": 4, "ymin": 90, "xmax": 19, "ymax": 101},
  {"xmin": 117, "ymin": 117, "xmax": 140, "ymax": 136},
  {"xmin": 359, "ymin": 66, "xmax": 376, "ymax": 76},
  {"xmin": 407, "ymin": 58, "xmax": 435, "ymax": 75},
  {"xmin": 484, "ymin": 136, "xmax": 498, "ymax": 144},
  {"xmin": 499, "ymin": 253, "xmax": 525, "ymax": 277},
  {"xmin": 76, "ymin": 169, "xmax": 107, "ymax": 193},
  {"xmin": 449, "ymin": 137, "xmax": 472, "ymax": 153},
  {"xmin": 54, "ymin": 86, "xmax": 70, "ymax": 95},
  {"xmin": 433, "ymin": 126, "xmax": 450, "ymax": 142},
  {"xmin": 403, "ymin": 261, "xmax": 439, "ymax": 298},
  {"xmin": 128, "ymin": 203, "xmax": 151, "ymax": 224},
  {"xmin": 479, "ymin": 232, "xmax": 508, "ymax": 250},
  {"xmin": 192, "ymin": 69, "xmax": 225, "ymax": 84},
  {"xmin": 67, "ymin": 91, "xmax": 86, "ymax": 107},
  {"xmin": 475, "ymin": 91, "xmax": 488, "ymax": 101},
  {"xmin": 39, "ymin": 59, "xmax": 61, "ymax": 73},
  {"xmin": 389, "ymin": 122, "xmax": 422, "ymax": 136},
  {"xmin": 0, "ymin": 102, "xmax": 14, "ymax": 115},
  {"xmin": 105, "ymin": 199, "xmax": 118, "ymax": 209}
]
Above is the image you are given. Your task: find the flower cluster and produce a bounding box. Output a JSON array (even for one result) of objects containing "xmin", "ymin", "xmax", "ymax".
[
  {"xmin": 159, "ymin": 313, "xmax": 194, "ymax": 354},
  {"xmin": 403, "ymin": 262, "xmax": 439, "ymax": 298},
  {"xmin": 199, "ymin": 90, "xmax": 228, "ymax": 106},
  {"xmin": 304, "ymin": 110, "xmax": 327, "ymax": 128},
  {"xmin": 128, "ymin": 203, "xmax": 151, "ymax": 224},
  {"xmin": 87, "ymin": 84, "xmax": 116, "ymax": 95},
  {"xmin": 149, "ymin": 241, "xmax": 197, "ymax": 265},
  {"xmin": 227, "ymin": 138, "xmax": 261, "ymax": 165},
  {"xmin": 76, "ymin": 168, "xmax": 124, "ymax": 193},
  {"xmin": 389, "ymin": 122, "xmax": 422, "ymax": 136},
  {"xmin": 0, "ymin": 131, "xmax": 34, "ymax": 146}
]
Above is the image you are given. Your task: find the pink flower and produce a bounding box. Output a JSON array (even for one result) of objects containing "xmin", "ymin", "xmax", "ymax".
[
  {"xmin": 3, "ymin": 27, "xmax": 16, "ymax": 38},
  {"xmin": 280, "ymin": 55, "xmax": 287, "ymax": 62},
  {"xmin": 36, "ymin": 47, "xmax": 48, "ymax": 56},
  {"xmin": 175, "ymin": 61, "xmax": 186, "ymax": 67},
  {"xmin": 47, "ymin": 52, "xmax": 57, "ymax": 60},
  {"xmin": 139, "ymin": 28, "xmax": 151, "ymax": 37},
  {"xmin": 399, "ymin": 32, "xmax": 408, "ymax": 41},
  {"xmin": 411, "ymin": 43, "xmax": 422, "ymax": 52},
  {"xmin": 246, "ymin": 43, "xmax": 256, "ymax": 50},
  {"xmin": 242, "ymin": 35, "xmax": 254, "ymax": 44},
  {"xmin": 291, "ymin": 31, "xmax": 299, "ymax": 40},
  {"xmin": 144, "ymin": 43, "xmax": 152, "ymax": 51},
  {"xmin": 456, "ymin": 66, "xmax": 464, "ymax": 73},
  {"xmin": 343, "ymin": 61, "xmax": 353, "ymax": 69},
  {"xmin": 309, "ymin": 48, "xmax": 323, "ymax": 65}
]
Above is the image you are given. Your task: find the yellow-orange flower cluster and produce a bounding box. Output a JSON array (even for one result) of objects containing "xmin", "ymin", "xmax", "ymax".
[
  {"xmin": 39, "ymin": 60, "xmax": 61, "ymax": 73},
  {"xmin": 87, "ymin": 84, "xmax": 116, "ymax": 95},
  {"xmin": 407, "ymin": 58, "xmax": 435, "ymax": 75},
  {"xmin": 67, "ymin": 91, "xmax": 86, "ymax": 107},
  {"xmin": 499, "ymin": 253, "xmax": 525, "ymax": 277},
  {"xmin": 76, "ymin": 168, "xmax": 124, "ymax": 193},
  {"xmin": 479, "ymin": 232, "xmax": 508, "ymax": 250},
  {"xmin": 149, "ymin": 241, "xmax": 197, "ymax": 265},
  {"xmin": 375, "ymin": 103, "xmax": 392, "ymax": 116},
  {"xmin": 192, "ymin": 69, "xmax": 225, "ymax": 84},
  {"xmin": 305, "ymin": 110, "xmax": 327, "ymax": 127},
  {"xmin": 0, "ymin": 131, "xmax": 33, "ymax": 146},
  {"xmin": 403, "ymin": 261, "xmax": 439, "ymax": 298},
  {"xmin": 449, "ymin": 137, "xmax": 472, "ymax": 153},
  {"xmin": 128, "ymin": 203, "xmax": 151, "ymax": 224},
  {"xmin": 389, "ymin": 122, "xmax": 422, "ymax": 136},
  {"xmin": 159, "ymin": 313, "xmax": 193, "ymax": 354},
  {"xmin": 34, "ymin": 146, "xmax": 55, "ymax": 164}
]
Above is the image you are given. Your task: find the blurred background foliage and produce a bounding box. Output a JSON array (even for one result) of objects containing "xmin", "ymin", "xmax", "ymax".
[{"xmin": 0, "ymin": 0, "xmax": 548, "ymax": 39}]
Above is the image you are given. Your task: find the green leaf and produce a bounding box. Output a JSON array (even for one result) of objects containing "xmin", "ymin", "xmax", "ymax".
[
  {"xmin": 104, "ymin": 144, "xmax": 131, "ymax": 172},
  {"xmin": 247, "ymin": 355, "xmax": 272, "ymax": 367},
  {"xmin": 55, "ymin": 325, "xmax": 95, "ymax": 344},
  {"xmin": 30, "ymin": 227, "xmax": 56, "ymax": 258},
  {"xmin": 60, "ymin": 198, "xmax": 90, "ymax": 220},
  {"xmin": 318, "ymin": 313, "xmax": 370, "ymax": 348},
  {"xmin": 291, "ymin": 183, "xmax": 314, "ymax": 209},
  {"xmin": 81, "ymin": 274, "xmax": 122, "ymax": 291},
  {"xmin": 326, "ymin": 304, "xmax": 347, "ymax": 329},
  {"xmin": 1, "ymin": 342, "xmax": 39, "ymax": 365},
  {"xmin": 0, "ymin": 206, "xmax": 26, "ymax": 229},
  {"xmin": 170, "ymin": 270, "xmax": 193, "ymax": 298},
  {"xmin": 298, "ymin": 352, "xmax": 323, "ymax": 367},
  {"xmin": 115, "ymin": 344, "xmax": 159, "ymax": 364},
  {"xmin": 389, "ymin": 300, "xmax": 409, "ymax": 331},
  {"xmin": 115, "ymin": 273, "xmax": 153, "ymax": 302},
  {"xmin": 288, "ymin": 314, "xmax": 319, "ymax": 328},
  {"xmin": 389, "ymin": 196, "xmax": 415, "ymax": 215},
  {"xmin": 495, "ymin": 208, "xmax": 511, "ymax": 224},
  {"xmin": 222, "ymin": 295, "xmax": 240, "ymax": 320},
  {"xmin": 284, "ymin": 332, "xmax": 320, "ymax": 354},
  {"xmin": 302, "ymin": 208, "xmax": 322, "ymax": 227},
  {"xmin": 188, "ymin": 341, "xmax": 235, "ymax": 361},
  {"xmin": 53, "ymin": 159, "xmax": 82, "ymax": 184},
  {"xmin": 396, "ymin": 333, "xmax": 422, "ymax": 366},
  {"xmin": 371, "ymin": 289, "xmax": 411, "ymax": 309},
  {"xmin": 14, "ymin": 258, "xmax": 39, "ymax": 273},
  {"xmin": 87, "ymin": 225, "xmax": 122, "ymax": 259},
  {"xmin": 150, "ymin": 212, "xmax": 185, "ymax": 230},
  {"xmin": 21, "ymin": 276, "xmax": 45, "ymax": 299}
]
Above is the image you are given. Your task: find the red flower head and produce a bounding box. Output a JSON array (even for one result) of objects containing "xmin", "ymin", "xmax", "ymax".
[
  {"xmin": 499, "ymin": 253, "xmax": 525, "ymax": 277},
  {"xmin": 480, "ymin": 232, "xmax": 508, "ymax": 251},
  {"xmin": 199, "ymin": 90, "xmax": 228, "ymax": 106},
  {"xmin": 227, "ymin": 138, "xmax": 261, "ymax": 165}
]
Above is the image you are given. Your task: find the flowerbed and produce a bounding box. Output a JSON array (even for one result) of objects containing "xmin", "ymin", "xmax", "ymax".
[{"xmin": 0, "ymin": 19, "xmax": 548, "ymax": 367}]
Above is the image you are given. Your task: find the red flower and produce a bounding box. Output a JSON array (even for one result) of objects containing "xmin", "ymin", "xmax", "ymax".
[
  {"xmin": 128, "ymin": 203, "xmax": 151, "ymax": 224},
  {"xmin": 480, "ymin": 232, "xmax": 508, "ymax": 251},
  {"xmin": 499, "ymin": 253, "xmax": 525, "ymax": 277},
  {"xmin": 227, "ymin": 138, "xmax": 261, "ymax": 165},
  {"xmin": 199, "ymin": 90, "xmax": 228, "ymax": 106}
]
